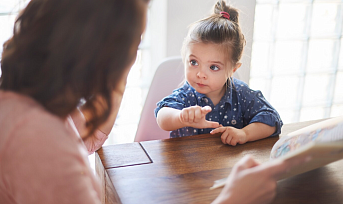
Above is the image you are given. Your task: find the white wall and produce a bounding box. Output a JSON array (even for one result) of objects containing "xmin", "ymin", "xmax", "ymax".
[{"xmin": 149, "ymin": 0, "xmax": 256, "ymax": 84}]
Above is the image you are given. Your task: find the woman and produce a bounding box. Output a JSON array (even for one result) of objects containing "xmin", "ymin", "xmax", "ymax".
[{"xmin": 0, "ymin": 0, "xmax": 308, "ymax": 203}]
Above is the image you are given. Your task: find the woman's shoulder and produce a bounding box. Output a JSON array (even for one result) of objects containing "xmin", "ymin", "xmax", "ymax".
[
  {"xmin": 0, "ymin": 90, "xmax": 41, "ymax": 110},
  {"xmin": 0, "ymin": 90, "xmax": 80, "ymax": 155},
  {"xmin": 0, "ymin": 90, "xmax": 64, "ymax": 131},
  {"xmin": 0, "ymin": 91, "xmax": 100, "ymax": 203}
]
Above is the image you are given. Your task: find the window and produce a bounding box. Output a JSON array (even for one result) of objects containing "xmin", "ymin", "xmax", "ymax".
[
  {"xmin": 105, "ymin": 50, "xmax": 149, "ymax": 145},
  {"xmin": 250, "ymin": 0, "xmax": 343, "ymax": 123},
  {"xmin": 0, "ymin": 1, "xmax": 29, "ymax": 74}
]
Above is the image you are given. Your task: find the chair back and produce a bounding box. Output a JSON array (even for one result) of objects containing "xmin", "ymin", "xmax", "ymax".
[{"xmin": 134, "ymin": 56, "xmax": 184, "ymax": 142}]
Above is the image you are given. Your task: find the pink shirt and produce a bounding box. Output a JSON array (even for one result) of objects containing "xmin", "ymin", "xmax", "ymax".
[{"xmin": 0, "ymin": 91, "xmax": 102, "ymax": 204}]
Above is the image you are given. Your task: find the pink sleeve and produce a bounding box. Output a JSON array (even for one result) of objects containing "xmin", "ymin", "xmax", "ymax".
[
  {"xmin": 70, "ymin": 109, "xmax": 108, "ymax": 154},
  {"xmin": 1, "ymin": 112, "xmax": 101, "ymax": 204}
]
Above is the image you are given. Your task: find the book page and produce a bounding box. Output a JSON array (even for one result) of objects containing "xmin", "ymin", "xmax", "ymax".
[{"xmin": 270, "ymin": 116, "xmax": 343, "ymax": 180}]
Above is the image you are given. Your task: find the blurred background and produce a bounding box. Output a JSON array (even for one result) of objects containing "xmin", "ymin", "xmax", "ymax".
[{"xmin": 1, "ymin": 0, "xmax": 343, "ymax": 147}]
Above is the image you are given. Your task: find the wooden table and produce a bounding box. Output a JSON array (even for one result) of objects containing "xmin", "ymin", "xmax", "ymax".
[{"xmin": 95, "ymin": 119, "xmax": 343, "ymax": 204}]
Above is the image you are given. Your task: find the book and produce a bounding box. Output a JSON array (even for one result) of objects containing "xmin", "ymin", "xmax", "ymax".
[{"xmin": 210, "ymin": 116, "xmax": 343, "ymax": 190}]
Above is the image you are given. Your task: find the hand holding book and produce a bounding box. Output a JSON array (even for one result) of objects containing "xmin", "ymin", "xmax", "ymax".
[{"xmin": 210, "ymin": 116, "xmax": 343, "ymax": 190}]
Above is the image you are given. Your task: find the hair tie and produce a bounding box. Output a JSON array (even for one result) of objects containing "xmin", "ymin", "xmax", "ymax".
[{"xmin": 220, "ymin": 11, "xmax": 230, "ymax": 20}]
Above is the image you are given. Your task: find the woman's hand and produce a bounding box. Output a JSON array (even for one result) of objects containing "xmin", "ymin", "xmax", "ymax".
[
  {"xmin": 70, "ymin": 108, "xmax": 108, "ymax": 154},
  {"xmin": 212, "ymin": 155, "xmax": 311, "ymax": 204}
]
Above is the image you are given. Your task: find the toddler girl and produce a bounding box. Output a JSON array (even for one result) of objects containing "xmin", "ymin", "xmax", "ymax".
[{"xmin": 154, "ymin": 0, "xmax": 282, "ymax": 146}]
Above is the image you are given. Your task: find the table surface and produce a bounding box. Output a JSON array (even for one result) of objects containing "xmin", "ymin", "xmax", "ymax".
[{"xmin": 95, "ymin": 119, "xmax": 343, "ymax": 204}]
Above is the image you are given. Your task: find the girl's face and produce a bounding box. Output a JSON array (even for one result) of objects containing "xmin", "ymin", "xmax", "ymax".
[{"xmin": 184, "ymin": 42, "xmax": 240, "ymax": 100}]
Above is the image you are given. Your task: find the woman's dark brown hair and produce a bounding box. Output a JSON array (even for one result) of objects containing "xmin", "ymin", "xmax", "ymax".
[{"xmin": 0, "ymin": 0, "xmax": 148, "ymax": 135}]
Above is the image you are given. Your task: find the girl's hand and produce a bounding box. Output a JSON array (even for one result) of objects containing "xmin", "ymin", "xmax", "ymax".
[
  {"xmin": 179, "ymin": 105, "xmax": 220, "ymax": 129},
  {"xmin": 210, "ymin": 126, "xmax": 247, "ymax": 146}
]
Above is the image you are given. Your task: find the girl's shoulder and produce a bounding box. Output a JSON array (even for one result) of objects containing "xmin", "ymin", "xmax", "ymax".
[
  {"xmin": 231, "ymin": 77, "xmax": 250, "ymax": 92},
  {"xmin": 231, "ymin": 77, "xmax": 263, "ymax": 97}
]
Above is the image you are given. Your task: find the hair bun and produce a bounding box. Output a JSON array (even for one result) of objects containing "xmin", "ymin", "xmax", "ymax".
[{"xmin": 214, "ymin": 0, "xmax": 239, "ymax": 24}]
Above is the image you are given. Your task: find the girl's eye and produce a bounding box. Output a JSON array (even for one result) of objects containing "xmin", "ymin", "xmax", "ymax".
[
  {"xmin": 210, "ymin": 65, "xmax": 219, "ymax": 71},
  {"xmin": 190, "ymin": 60, "xmax": 198, "ymax": 66}
]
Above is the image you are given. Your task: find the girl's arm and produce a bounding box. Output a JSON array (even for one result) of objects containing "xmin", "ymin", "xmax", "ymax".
[
  {"xmin": 242, "ymin": 122, "xmax": 276, "ymax": 142},
  {"xmin": 243, "ymin": 90, "xmax": 283, "ymax": 137},
  {"xmin": 156, "ymin": 107, "xmax": 185, "ymax": 131},
  {"xmin": 157, "ymin": 106, "xmax": 220, "ymax": 131}
]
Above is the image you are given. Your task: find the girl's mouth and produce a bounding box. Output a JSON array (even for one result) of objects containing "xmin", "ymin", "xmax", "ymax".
[{"xmin": 197, "ymin": 83, "xmax": 206, "ymax": 87}]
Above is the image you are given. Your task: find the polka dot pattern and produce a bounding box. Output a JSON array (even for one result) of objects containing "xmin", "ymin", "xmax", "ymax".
[{"xmin": 155, "ymin": 78, "xmax": 283, "ymax": 138}]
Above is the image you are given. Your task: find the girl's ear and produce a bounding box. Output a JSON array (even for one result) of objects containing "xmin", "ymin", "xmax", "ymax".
[
  {"xmin": 229, "ymin": 62, "xmax": 242, "ymax": 77},
  {"xmin": 233, "ymin": 62, "xmax": 242, "ymax": 73}
]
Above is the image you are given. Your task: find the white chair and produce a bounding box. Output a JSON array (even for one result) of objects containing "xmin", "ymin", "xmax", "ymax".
[
  {"xmin": 134, "ymin": 56, "xmax": 184, "ymax": 142},
  {"xmin": 134, "ymin": 56, "xmax": 241, "ymax": 142}
]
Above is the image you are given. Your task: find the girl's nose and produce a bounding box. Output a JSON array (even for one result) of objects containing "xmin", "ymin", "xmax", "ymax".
[{"xmin": 196, "ymin": 68, "xmax": 207, "ymax": 79}]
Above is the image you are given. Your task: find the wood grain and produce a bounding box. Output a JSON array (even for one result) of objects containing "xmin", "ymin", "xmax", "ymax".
[
  {"xmin": 95, "ymin": 152, "xmax": 121, "ymax": 204},
  {"xmin": 97, "ymin": 142, "xmax": 151, "ymax": 168},
  {"xmin": 96, "ymin": 119, "xmax": 343, "ymax": 204}
]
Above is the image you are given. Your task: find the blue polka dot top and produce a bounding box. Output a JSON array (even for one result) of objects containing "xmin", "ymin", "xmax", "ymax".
[{"xmin": 155, "ymin": 78, "xmax": 283, "ymax": 138}]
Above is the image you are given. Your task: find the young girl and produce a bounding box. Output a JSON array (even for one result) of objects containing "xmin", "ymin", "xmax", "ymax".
[{"xmin": 155, "ymin": 0, "xmax": 283, "ymax": 146}]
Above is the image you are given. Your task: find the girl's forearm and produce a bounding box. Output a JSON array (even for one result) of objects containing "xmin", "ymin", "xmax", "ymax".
[
  {"xmin": 242, "ymin": 122, "xmax": 276, "ymax": 142},
  {"xmin": 156, "ymin": 107, "xmax": 185, "ymax": 131}
]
